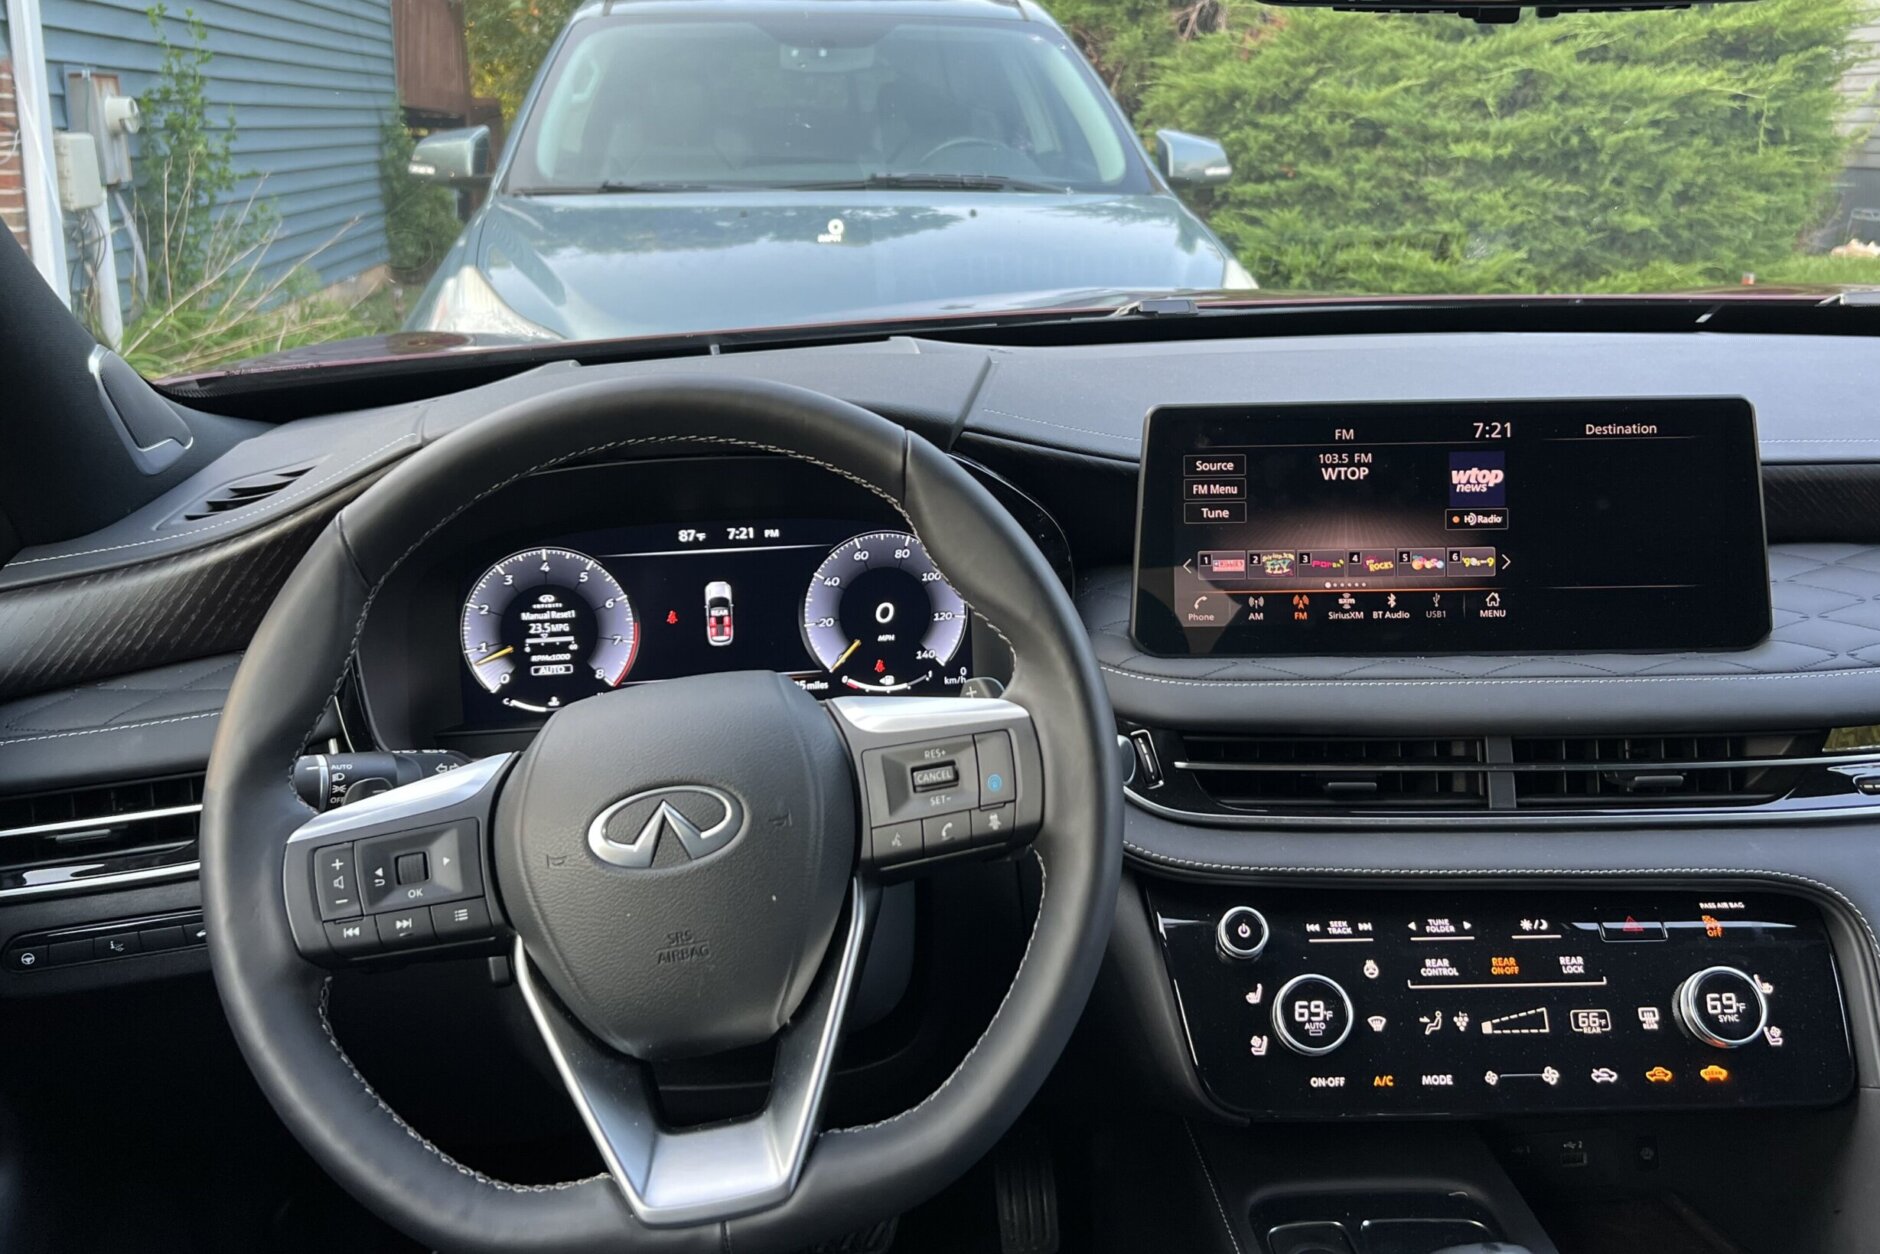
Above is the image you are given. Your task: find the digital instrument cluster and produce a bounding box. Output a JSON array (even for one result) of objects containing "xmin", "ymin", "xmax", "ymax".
[
  {"xmin": 1133, "ymin": 398, "xmax": 1771, "ymax": 656},
  {"xmin": 457, "ymin": 518, "xmax": 973, "ymax": 719}
]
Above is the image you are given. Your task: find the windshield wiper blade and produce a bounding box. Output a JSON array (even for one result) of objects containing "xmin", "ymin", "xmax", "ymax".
[
  {"xmin": 527, "ymin": 180, "xmax": 755, "ymax": 194},
  {"xmin": 782, "ymin": 172, "xmax": 1073, "ymax": 194}
]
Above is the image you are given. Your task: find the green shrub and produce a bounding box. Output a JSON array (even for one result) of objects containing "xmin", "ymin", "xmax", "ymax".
[
  {"xmin": 379, "ymin": 114, "xmax": 463, "ymax": 282},
  {"xmin": 1141, "ymin": 0, "xmax": 1869, "ymax": 293}
]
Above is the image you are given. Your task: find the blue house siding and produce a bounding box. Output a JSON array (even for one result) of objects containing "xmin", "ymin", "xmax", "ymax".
[{"xmin": 39, "ymin": 0, "xmax": 394, "ymax": 310}]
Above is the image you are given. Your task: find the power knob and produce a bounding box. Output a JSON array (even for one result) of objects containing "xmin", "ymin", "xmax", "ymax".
[
  {"xmin": 1673, "ymin": 965, "xmax": 1769, "ymax": 1049},
  {"xmin": 1216, "ymin": 906, "xmax": 1270, "ymax": 960}
]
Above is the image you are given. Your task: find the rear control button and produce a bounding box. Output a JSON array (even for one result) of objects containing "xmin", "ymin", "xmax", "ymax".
[
  {"xmin": 870, "ymin": 822, "xmax": 922, "ymax": 866},
  {"xmin": 326, "ymin": 918, "xmax": 379, "ymax": 957},
  {"xmin": 375, "ymin": 909, "xmax": 436, "ymax": 948},
  {"xmin": 922, "ymin": 813, "xmax": 970, "ymax": 854},
  {"xmin": 970, "ymin": 804, "xmax": 1015, "ymax": 845},
  {"xmin": 431, "ymin": 898, "xmax": 493, "ymax": 940},
  {"xmin": 1217, "ymin": 907, "xmax": 1270, "ymax": 961}
]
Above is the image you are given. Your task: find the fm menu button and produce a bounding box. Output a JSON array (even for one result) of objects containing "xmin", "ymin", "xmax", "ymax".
[{"xmin": 1273, "ymin": 973, "xmax": 1355, "ymax": 1057}]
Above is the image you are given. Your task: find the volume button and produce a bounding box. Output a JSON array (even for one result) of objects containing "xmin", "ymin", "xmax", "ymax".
[{"xmin": 1217, "ymin": 906, "xmax": 1270, "ymax": 960}]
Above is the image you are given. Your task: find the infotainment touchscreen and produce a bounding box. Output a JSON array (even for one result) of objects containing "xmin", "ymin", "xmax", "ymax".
[{"xmin": 1132, "ymin": 398, "xmax": 1770, "ymax": 657}]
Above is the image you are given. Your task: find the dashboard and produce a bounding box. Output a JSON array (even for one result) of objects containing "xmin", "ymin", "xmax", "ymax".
[{"xmin": 353, "ymin": 454, "xmax": 1062, "ymax": 752}]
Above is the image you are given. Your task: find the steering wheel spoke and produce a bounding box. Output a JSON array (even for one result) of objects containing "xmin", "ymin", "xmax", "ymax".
[
  {"xmin": 515, "ymin": 880, "xmax": 879, "ymax": 1227},
  {"xmin": 828, "ymin": 696, "xmax": 1043, "ymax": 881},
  {"xmin": 283, "ymin": 753, "xmax": 514, "ymax": 965}
]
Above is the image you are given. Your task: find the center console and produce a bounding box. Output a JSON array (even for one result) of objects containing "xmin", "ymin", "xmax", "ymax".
[{"xmin": 1145, "ymin": 885, "xmax": 1852, "ymax": 1119}]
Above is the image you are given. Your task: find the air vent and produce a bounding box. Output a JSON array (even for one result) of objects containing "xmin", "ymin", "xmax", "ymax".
[
  {"xmin": 170, "ymin": 464, "xmax": 314, "ymax": 524},
  {"xmin": 1174, "ymin": 735, "xmax": 1490, "ymax": 811},
  {"xmin": 0, "ymin": 774, "xmax": 203, "ymax": 896},
  {"xmin": 1509, "ymin": 733, "xmax": 1820, "ymax": 809},
  {"xmin": 1130, "ymin": 726, "xmax": 1863, "ymax": 823}
]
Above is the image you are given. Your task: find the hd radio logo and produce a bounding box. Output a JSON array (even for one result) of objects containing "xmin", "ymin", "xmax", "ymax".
[{"xmin": 1448, "ymin": 451, "xmax": 1507, "ymax": 507}]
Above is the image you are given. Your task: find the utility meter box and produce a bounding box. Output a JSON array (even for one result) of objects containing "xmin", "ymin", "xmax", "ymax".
[
  {"xmin": 53, "ymin": 132, "xmax": 106, "ymax": 212},
  {"xmin": 63, "ymin": 68, "xmax": 140, "ymax": 187}
]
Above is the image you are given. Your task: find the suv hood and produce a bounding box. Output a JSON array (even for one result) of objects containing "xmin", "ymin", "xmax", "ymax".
[{"xmin": 416, "ymin": 190, "xmax": 1240, "ymax": 341}]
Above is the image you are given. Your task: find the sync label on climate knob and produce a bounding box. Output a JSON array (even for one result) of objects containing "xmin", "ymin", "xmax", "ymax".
[{"xmin": 1146, "ymin": 886, "xmax": 1852, "ymax": 1119}]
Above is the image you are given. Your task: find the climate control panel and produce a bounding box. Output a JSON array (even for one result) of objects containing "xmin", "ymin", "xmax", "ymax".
[{"xmin": 1147, "ymin": 885, "xmax": 1853, "ymax": 1117}]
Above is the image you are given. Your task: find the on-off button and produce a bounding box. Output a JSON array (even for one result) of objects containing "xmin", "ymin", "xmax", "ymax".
[{"xmin": 1217, "ymin": 906, "xmax": 1269, "ymax": 960}]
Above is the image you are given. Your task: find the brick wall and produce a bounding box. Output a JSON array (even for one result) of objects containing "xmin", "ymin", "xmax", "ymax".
[{"xmin": 0, "ymin": 58, "xmax": 27, "ymax": 256}]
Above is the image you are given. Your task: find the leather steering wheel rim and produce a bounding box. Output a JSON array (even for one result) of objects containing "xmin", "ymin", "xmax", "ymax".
[{"xmin": 200, "ymin": 376, "xmax": 1123, "ymax": 1254}]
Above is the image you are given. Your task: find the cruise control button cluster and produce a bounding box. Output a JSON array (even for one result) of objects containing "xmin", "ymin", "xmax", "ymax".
[{"xmin": 862, "ymin": 729, "xmax": 1033, "ymax": 870}]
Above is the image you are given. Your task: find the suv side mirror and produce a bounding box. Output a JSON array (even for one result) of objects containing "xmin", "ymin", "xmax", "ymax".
[
  {"xmin": 410, "ymin": 126, "xmax": 492, "ymax": 186},
  {"xmin": 1154, "ymin": 130, "xmax": 1232, "ymax": 186}
]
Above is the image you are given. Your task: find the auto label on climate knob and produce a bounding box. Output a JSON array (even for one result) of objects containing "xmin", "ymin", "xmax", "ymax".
[{"xmin": 1272, "ymin": 973, "xmax": 1355, "ymax": 1057}]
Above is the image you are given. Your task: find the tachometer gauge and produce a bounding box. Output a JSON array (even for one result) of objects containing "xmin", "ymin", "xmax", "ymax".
[
  {"xmin": 803, "ymin": 531, "xmax": 967, "ymax": 693},
  {"xmin": 461, "ymin": 547, "xmax": 638, "ymax": 712}
]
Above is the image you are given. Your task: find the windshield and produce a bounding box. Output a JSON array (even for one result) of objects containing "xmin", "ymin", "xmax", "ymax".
[
  {"xmin": 507, "ymin": 17, "xmax": 1146, "ymax": 195},
  {"xmin": 0, "ymin": 0, "xmax": 1874, "ymax": 380}
]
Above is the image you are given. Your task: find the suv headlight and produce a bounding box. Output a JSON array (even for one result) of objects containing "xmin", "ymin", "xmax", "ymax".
[{"xmin": 424, "ymin": 267, "xmax": 559, "ymax": 341}]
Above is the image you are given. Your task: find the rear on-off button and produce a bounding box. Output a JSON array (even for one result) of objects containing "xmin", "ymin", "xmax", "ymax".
[{"xmin": 1217, "ymin": 906, "xmax": 1270, "ymax": 961}]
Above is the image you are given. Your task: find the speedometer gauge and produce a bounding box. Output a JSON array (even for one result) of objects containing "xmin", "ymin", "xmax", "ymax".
[
  {"xmin": 461, "ymin": 547, "xmax": 638, "ymax": 712},
  {"xmin": 802, "ymin": 531, "xmax": 967, "ymax": 693}
]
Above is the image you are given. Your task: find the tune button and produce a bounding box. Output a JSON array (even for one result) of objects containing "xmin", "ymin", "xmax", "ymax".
[
  {"xmin": 1272, "ymin": 973, "xmax": 1354, "ymax": 1057},
  {"xmin": 1673, "ymin": 965, "xmax": 1769, "ymax": 1049},
  {"xmin": 1217, "ymin": 906, "xmax": 1270, "ymax": 961}
]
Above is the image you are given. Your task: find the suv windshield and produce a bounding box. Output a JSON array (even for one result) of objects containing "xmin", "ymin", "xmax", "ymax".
[
  {"xmin": 508, "ymin": 16, "xmax": 1148, "ymax": 195},
  {"xmin": 0, "ymin": 0, "xmax": 1874, "ymax": 380}
]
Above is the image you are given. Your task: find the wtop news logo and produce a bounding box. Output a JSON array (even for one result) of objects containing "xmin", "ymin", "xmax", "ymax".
[{"xmin": 1448, "ymin": 451, "xmax": 1506, "ymax": 508}]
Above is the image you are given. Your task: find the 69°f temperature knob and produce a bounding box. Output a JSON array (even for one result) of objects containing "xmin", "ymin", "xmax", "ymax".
[
  {"xmin": 1673, "ymin": 966, "xmax": 1769, "ymax": 1049},
  {"xmin": 1272, "ymin": 974, "xmax": 1354, "ymax": 1056}
]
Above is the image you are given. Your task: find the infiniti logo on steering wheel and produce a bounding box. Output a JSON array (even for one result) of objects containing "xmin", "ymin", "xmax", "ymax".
[{"xmin": 586, "ymin": 786, "xmax": 745, "ymax": 869}]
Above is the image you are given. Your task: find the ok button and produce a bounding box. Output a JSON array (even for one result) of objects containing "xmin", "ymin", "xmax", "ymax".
[{"xmin": 1217, "ymin": 906, "xmax": 1270, "ymax": 961}]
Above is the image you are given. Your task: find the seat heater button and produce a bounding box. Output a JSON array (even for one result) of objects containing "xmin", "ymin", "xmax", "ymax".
[
  {"xmin": 431, "ymin": 898, "xmax": 492, "ymax": 939},
  {"xmin": 139, "ymin": 925, "xmax": 186, "ymax": 952},
  {"xmin": 375, "ymin": 909, "xmax": 436, "ymax": 948},
  {"xmin": 326, "ymin": 918, "xmax": 379, "ymax": 956},
  {"xmin": 922, "ymin": 812, "xmax": 970, "ymax": 854}
]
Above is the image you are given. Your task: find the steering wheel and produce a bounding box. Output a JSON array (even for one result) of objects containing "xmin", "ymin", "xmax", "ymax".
[
  {"xmin": 200, "ymin": 377, "xmax": 1122, "ymax": 1254},
  {"xmin": 910, "ymin": 135, "xmax": 1022, "ymax": 167}
]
